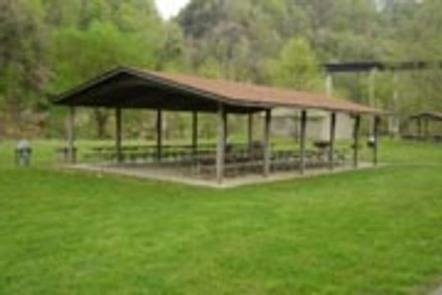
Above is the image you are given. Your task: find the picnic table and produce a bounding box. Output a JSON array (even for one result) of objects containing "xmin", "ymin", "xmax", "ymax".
[
  {"xmin": 76, "ymin": 141, "xmax": 351, "ymax": 177},
  {"xmin": 314, "ymin": 140, "xmax": 331, "ymax": 150},
  {"xmin": 83, "ymin": 143, "xmax": 253, "ymax": 164}
]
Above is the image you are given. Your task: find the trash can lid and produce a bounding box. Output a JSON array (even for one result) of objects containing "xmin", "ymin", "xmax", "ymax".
[{"xmin": 17, "ymin": 140, "xmax": 30, "ymax": 149}]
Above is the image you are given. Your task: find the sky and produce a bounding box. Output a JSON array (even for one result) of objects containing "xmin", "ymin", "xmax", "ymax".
[{"xmin": 155, "ymin": 0, "xmax": 191, "ymax": 20}]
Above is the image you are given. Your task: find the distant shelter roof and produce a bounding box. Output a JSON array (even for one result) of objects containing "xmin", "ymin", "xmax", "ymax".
[
  {"xmin": 324, "ymin": 61, "xmax": 442, "ymax": 73},
  {"xmin": 409, "ymin": 112, "xmax": 442, "ymax": 121}
]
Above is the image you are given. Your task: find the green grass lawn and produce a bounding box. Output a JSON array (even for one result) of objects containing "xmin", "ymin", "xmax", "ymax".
[{"xmin": 0, "ymin": 139, "xmax": 441, "ymax": 294}]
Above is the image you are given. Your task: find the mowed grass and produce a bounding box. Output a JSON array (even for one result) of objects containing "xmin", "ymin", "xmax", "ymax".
[{"xmin": 0, "ymin": 139, "xmax": 441, "ymax": 294}]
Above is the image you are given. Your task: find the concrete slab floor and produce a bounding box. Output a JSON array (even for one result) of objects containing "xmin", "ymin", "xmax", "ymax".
[
  {"xmin": 430, "ymin": 286, "xmax": 442, "ymax": 295},
  {"xmin": 65, "ymin": 162, "xmax": 379, "ymax": 189}
]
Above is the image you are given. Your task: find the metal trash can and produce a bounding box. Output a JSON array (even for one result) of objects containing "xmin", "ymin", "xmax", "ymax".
[
  {"xmin": 15, "ymin": 140, "xmax": 32, "ymax": 167},
  {"xmin": 367, "ymin": 136, "xmax": 376, "ymax": 148}
]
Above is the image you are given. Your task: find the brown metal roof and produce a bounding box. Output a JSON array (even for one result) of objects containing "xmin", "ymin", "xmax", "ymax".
[
  {"xmin": 150, "ymin": 71, "xmax": 380, "ymax": 114},
  {"xmin": 55, "ymin": 67, "xmax": 382, "ymax": 115}
]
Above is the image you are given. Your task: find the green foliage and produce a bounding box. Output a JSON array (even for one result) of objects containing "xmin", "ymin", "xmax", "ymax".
[
  {"xmin": 266, "ymin": 38, "xmax": 323, "ymax": 91},
  {"xmin": 155, "ymin": 22, "xmax": 188, "ymax": 72},
  {"xmin": 178, "ymin": 0, "xmax": 284, "ymax": 82},
  {"xmin": 0, "ymin": 0, "xmax": 440, "ymax": 138},
  {"xmin": 0, "ymin": 0, "xmax": 49, "ymax": 111},
  {"xmin": 0, "ymin": 0, "xmax": 171, "ymax": 138},
  {"xmin": 178, "ymin": 0, "xmax": 440, "ymax": 116},
  {"xmin": 50, "ymin": 21, "xmax": 158, "ymax": 91},
  {"xmin": 373, "ymin": 0, "xmax": 442, "ymax": 114},
  {"xmin": 197, "ymin": 57, "xmax": 224, "ymax": 79}
]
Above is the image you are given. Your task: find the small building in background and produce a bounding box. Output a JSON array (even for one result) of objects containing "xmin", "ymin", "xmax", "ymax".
[
  {"xmin": 401, "ymin": 111, "xmax": 442, "ymax": 142},
  {"xmin": 269, "ymin": 108, "xmax": 354, "ymax": 141}
]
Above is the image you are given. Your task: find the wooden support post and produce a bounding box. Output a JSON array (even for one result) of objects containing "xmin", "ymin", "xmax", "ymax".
[
  {"xmin": 353, "ymin": 115, "xmax": 361, "ymax": 169},
  {"xmin": 425, "ymin": 118, "xmax": 430, "ymax": 140},
  {"xmin": 248, "ymin": 113, "xmax": 253, "ymax": 152},
  {"xmin": 326, "ymin": 74, "xmax": 333, "ymax": 97},
  {"xmin": 373, "ymin": 116, "xmax": 381, "ymax": 166},
  {"xmin": 223, "ymin": 111, "xmax": 228, "ymax": 146},
  {"xmin": 115, "ymin": 107, "xmax": 122, "ymax": 163},
  {"xmin": 67, "ymin": 106, "xmax": 76, "ymax": 163},
  {"xmin": 369, "ymin": 69, "xmax": 376, "ymax": 108},
  {"xmin": 417, "ymin": 118, "xmax": 422, "ymax": 139},
  {"xmin": 216, "ymin": 104, "xmax": 226, "ymax": 184},
  {"xmin": 263, "ymin": 109, "xmax": 271, "ymax": 177},
  {"xmin": 368, "ymin": 69, "xmax": 377, "ymax": 134},
  {"xmin": 390, "ymin": 71, "xmax": 400, "ymax": 137},
  {"xmin": 299, "ymin": 110, "xmax": 307, "ymax": 175},
  {"xmin": 192, "ymin": 111, "xmax": 198, "ymax": 156},
  {"xmin": 156, "ymin": 109, "xmax": 163, "ymax": 161},
  {"xmin": 329, "ymin": 112, "xmax": 337, "ymax": 170}
]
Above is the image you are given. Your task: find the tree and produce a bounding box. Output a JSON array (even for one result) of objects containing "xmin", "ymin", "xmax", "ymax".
[
  {"xmin": 50, "ymin": 21, "xmax": 160, "ymax": 138},
  {"xmin": 2, "ymin": 0, "xmax": 440, "ymax": 138},
  {"xmin": 0, "ymin": 0, "xmax": 49, "ymax": 136},
  {"xmin": 265, "ymin": 38, "xmax": 323, "ymax": 91},
  {"xmin": 178, "ymin": 0, "xmax": 286, "ymax": 82},
  {"xmin": 388, "ymin": 0, "xmax": 442, "ymax": 114}
]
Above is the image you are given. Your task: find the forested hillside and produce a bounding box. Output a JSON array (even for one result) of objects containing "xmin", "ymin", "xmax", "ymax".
[
  {"xmin": 178, "ymin": 0, "xmax": 441, "ymax": 113},
  {"xmin": 0, "ymin": 0, "xmax": 440, "ymax": 138}
]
